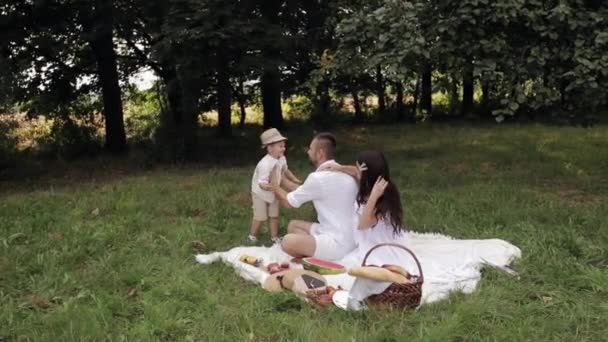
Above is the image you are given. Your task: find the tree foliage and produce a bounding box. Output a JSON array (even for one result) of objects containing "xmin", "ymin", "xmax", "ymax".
[{"xmin": 1, "ymin": 0, "xmax": 607, "ymax": 160}]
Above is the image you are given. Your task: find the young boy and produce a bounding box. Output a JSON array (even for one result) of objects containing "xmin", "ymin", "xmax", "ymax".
[{"xmin": 249, "ymin": 128, "xmax": 301, "ymax": 244}]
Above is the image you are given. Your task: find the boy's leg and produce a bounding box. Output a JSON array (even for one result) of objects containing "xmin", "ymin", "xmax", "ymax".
[
  {"xmin": 249, "ymin": 220, "xmax": 263, "ymax": 240},
  {"xmin": 269, "ymin": 217, "xmax": 279, "ymax": 240},
  {"xmin": 251, "ymin": 193, "xmax": 268, "ymax": 240},
  {"xmin": 268, "ymin": 200, "xmax": 280, "ymax": 241}
]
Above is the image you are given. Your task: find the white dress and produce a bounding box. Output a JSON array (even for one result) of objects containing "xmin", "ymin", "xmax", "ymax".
[{"xmin": 347, "ymin": 203, "xmax": 420, "ymax": 307}]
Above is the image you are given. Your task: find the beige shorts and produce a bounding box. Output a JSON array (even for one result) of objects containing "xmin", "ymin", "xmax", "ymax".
[{"xmin": 252, "ymin": 193, "xmax": 279, "ymax": 221}]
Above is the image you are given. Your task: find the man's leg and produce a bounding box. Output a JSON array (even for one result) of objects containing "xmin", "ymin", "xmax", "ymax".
[
  {"xmin": 281, "ymin": 233, "xmax": 316, "ymax": 258},
  {"xmin": 280, "ymin": 220, "xmax": 316, "ymax": 257}
]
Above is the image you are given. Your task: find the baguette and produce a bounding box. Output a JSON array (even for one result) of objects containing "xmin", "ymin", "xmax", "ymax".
[
  {"xmin": 348, "ymin": 266, "xmax": 410, "ymax": 284},
  {"xmin": 381, "ymin": 264, "xmax": 411, "ymax": 279}
]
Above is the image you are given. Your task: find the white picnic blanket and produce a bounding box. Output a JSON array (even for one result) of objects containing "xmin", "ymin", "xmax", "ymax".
[{"xmin": 195, "ymin": 231, "xmax": 521, "ymax": 308}]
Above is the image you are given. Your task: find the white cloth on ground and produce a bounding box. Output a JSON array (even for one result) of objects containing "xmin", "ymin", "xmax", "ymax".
[{"xmin": 195, "ymin": 231, "xmax": 521, "ymax": 309}]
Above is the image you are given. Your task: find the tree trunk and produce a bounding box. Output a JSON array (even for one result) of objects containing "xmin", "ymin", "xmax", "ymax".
[
  {"xmin": 420, "ymin": 63, "xmax": 432, "ymax": 114},
  {"xmin": 376, "ymin": 65, "xmax": 386, "ymax": 115},
  {"xmin": 216, "ymin": 57, "xmax": 232, "ymax": 137},
  {"xmin": 412, "ymin": 77, "xmax": 420, "ymax": 117},
  {"xmin": 449, "ymin": 75, "xmax": 459, "ymax": 116},
  {"xmin": 163, "ymin": 67, "xmax": 183, "ymax": 125},
  {"xmin": 159, "ymin": 66, "xmax": 184, "ymax": 160},
  {"xmin": 260, "ymin": 0, "xmax": 284, "ymax": 129},
  {"xmin": 395, "ymin": 81, "xmax": 404, "ymax": 120},
  {"xmin": 89, "ymin": 0, "xmax": 127, "ymax": 153},
  {"xmin": 481, "ymin": 80, "xmax": 491, "ymax": 117},
  {"xmin": 261, "ymin": 67, "xmax": 283, "ymax": 129},
  {"xmin": 311, "ymin": 80, "xmax": 331, "ymax": 125},
  {"xmin": 158, "ymin": 61, "xmax": 199, "ymax": 160},
  {"xmin": 238, "ymin": 78, "xmax": 247, "ymax": 127},
  {"xmin": 461, "ymin": 60, "xmax": 474, "ymax": 117},
  {"xmin": 177, "ymin": 66, "xmax": 200, "ymax": 156},
  {"xmin": 352, "ymin": 85, "xmax": 363, "ymax": 123}
]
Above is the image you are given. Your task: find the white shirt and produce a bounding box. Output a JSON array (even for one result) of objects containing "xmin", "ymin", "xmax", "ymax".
[
  {"xmin": 251, "ymin": 155, "xmax": 287, "ymax": 203},
  {"xmin": 286, "ymin": 160, "xmax": 358, "ymax": 244}
]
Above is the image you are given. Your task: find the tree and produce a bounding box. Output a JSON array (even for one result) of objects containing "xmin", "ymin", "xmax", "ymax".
[
  {"xmin": 333, "ymin": 0, "xmax": 425, "ymax": 119},
  {"xmin": 85, "ymin": 0, "xmax": 127, "ymax": 152},
  {"xmin": 1, "ymin": 0, "xmax": 128, "ymax": 153}
]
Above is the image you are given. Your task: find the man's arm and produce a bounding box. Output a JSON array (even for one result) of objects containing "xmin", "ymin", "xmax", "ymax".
[
  {"xmin": 335, "ymin": 165, "xmax": 360, "ymax": 181},
  {"xmin": 264, "ymin": 165, "xmax": 294, "ymax": 208},
  {"xmin": 318, "ymin": 163, "xmax": 361, "ymax": 181},
  {"xmin": 268, "ymin": 166, "xmax": 320, "ymax": 209},
  {"xmin": 280, "ymin": 178, "xmax": 300, "ymax": 192},
  {"xmin": 284, "ymin": 169, "xmax": 302, "ymax": 184},
  {"xmin": 272, "ymin": 184, "xmax": 294, "ymax": 208}
]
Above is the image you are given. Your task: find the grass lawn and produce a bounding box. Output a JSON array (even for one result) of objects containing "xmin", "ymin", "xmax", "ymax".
[{"xmin": 1, "ymin": 123, "xmax": 607, "ymax": 341}]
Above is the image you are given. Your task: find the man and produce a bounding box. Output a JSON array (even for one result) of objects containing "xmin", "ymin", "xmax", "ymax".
[{"xmin": 268, "ymin": 132, "xmax": 358, "ymax": 260}]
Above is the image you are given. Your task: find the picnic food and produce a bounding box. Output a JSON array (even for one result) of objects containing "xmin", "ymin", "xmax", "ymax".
[
  {"xmin": 266, "ymin": 262, "xmax": 290, "ymax": 274},
  {"xmin": 263, "ymin": 270, "xmax": 327, "ymax": 293},
  {"xmin": 316, "ymin": 293, "xmax": 334, "ymax": 305},
  {"xmin": 302, "ymin": 258, "xmax": 346, "ymax": 275},
  {"xmin": 381, "ymin": 264, "xmax": 411, "ymax": 279},
  {"xmin": 266, "ymin": 263, "xmax": 282, "ymax": 274},
  {"xmin": 239, "ymin": 255, "xmax": 261, "ymax": 266},
  {"xmin": 306, "ymin": 286, "xmax": 338, "ymax": 306},
  {"xmin": 348, "ymin": 266, "xmax": 410, "ymax": 284}
]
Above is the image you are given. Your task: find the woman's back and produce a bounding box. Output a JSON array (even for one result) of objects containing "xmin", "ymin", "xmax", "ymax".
[{"xmin": 353, "ymin": 203, "xmax": 409, "ymax": 267}]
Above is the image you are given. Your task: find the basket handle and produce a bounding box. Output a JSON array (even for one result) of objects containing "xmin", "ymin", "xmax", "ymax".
[{"xmin": 361, "ymin": 243, "xmax": 424, "ymax": 282}]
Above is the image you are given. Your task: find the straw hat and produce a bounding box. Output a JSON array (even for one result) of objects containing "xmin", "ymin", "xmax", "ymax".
[{"xmin": 260, "ymin": 128, "xmax": 287, "ymax": 148}]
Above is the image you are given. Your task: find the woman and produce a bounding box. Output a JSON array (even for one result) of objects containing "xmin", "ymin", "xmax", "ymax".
[
  {"xmin": 323, "ymin": 150, "xmax": 409, "ymax": 266},
  {"xmin": 324, "ymin": 150, "xmax": 415, "ymax": 308}
]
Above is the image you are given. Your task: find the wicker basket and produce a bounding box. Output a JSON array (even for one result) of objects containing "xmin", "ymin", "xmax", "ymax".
[{"xmin": 362, "ymin": 243, "xmax": 424, "ymax": 309}]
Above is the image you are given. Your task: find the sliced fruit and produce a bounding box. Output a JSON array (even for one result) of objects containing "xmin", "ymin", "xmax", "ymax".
[{"xmin": 302, "ymin": 258, "xmax": 346, "ymax": 275}]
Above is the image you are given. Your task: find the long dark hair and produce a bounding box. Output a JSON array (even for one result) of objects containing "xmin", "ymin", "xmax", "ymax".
[{"xmin": 356, "ymin": 150, "xmax": 405, "ymax": 234}]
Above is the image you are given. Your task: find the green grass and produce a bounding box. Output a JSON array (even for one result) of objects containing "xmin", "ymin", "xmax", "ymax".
[{"xmin": 1, "ymin": 123, "xmax": 608, "ymax": 341}]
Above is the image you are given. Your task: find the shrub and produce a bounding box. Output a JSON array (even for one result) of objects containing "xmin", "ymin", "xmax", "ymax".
[
  {"xmin": 0, "ymin": 118, "xmax": 19, "ymax": 168},
  {"xmin": 124, "ymin": 90, "xmax": 161, "ymax": 145}
]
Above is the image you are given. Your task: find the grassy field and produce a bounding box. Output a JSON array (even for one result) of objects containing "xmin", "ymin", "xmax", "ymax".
[{"xmin": 1, "ymin": 123, "xmax": 607, "ymax": 341}]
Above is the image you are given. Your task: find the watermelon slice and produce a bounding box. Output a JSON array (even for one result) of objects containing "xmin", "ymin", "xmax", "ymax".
[{"xmin": 302, "ymin": 258, "xmax": 346, "ymax": 275}]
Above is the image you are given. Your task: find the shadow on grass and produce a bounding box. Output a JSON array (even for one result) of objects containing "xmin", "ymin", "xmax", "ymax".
[{"xmin": 2, "ymin": 122, "xmax": 607, "ymax": 196}]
